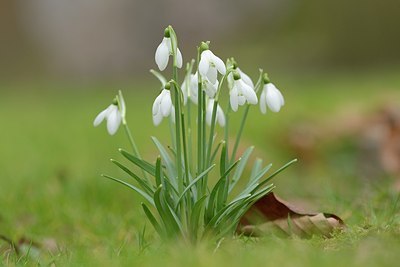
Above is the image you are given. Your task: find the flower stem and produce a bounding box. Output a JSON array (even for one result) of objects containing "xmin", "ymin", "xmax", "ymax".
[{"xmin": 196, "ymin": 48, "xmax": 203, "ymax": 176}]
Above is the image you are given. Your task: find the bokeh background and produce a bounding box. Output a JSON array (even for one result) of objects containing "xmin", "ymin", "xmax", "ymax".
[
  {"xmin": 1, "ymin": 0, "xmax": 400, "ymax": 265},
  {"xmin": 2, "ymin": 0, "xmax": 400, "ymax": 81}
]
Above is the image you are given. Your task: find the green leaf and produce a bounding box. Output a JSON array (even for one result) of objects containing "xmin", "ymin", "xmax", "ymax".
[
  {"xmin": 233, "ymin": 163, "xmax": 273, "ymax": 202},
  {"xmin": 152, "ymin": 137, "xmax": 177, "ymax": 189},
  {"xmin": 119, "ymin": 149, "xmax": 156, "ymax": 176},
  {"xmin": 102, "ymin": 174, "xmax": 154, "ymax": 205},
  {"xmin": 229, "ymin": 146, "xmax": 254, "ymax": 193},
  {"xmin": 210, "ymin": 140, "xmax": 223, "ymax": 164},
  {"xmin": 142, "ymin": 203, "xmax": 164, "ymax": 237},
  {"xmin": 174, "ymin": 164, "xmax": 216, "ymax": 210},
  {"xmin": 249, "ymin": 158, "xmax": 263, "ymax": 183},
  {"xmin": 153, "ymin": 185, "xmax": 180, "ymax": 236},
  {"xmin": 255, "ymin": 159, "xmax": 297, "ymax": 191},
  {"xmin": 189, "ymin": 195, "xmax": 208, "ymax": 241},
  {"xmin": 219, "ymin": 141, "xmax": 227, "ymax": 177},
  {"xmin": 111, "ymin": 159, "xmax": 154, "ymax": 194},
  {"xmin": 206, "ymin": 158, "xmax": 241, "ymax": 222},
  {"xmin": 155, "ymin": 156, "xmax": 162, "ymax": 187}
]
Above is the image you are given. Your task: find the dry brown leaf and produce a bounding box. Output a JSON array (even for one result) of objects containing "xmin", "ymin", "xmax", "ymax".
[{"xmin": 237, "ymin": 193, "xmax": 345, "ymax": 238}]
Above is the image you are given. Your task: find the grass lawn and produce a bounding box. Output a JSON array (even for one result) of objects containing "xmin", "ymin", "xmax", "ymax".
[{"xmin": 0, "ymin": 69, "xmax": 399, "ymax": 266}]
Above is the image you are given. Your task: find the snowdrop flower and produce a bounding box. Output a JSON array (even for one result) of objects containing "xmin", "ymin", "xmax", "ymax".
[
  {"xmin": 260, "ymin": 83, "xmax": 285, "ymax": 113},
  {"xmin": 199, "ymin": 48, "xmax": 226, "ymax": 84},
  {"xmin": 155, "ymin": 29, "xmax": 183, "ymax": 71},
  {"xmin": 152, "ymin": 88, "xmax": 174, "ymax": 126},
  {"xmin": 93, "ymin": 103, "xmax": 122, "ymax": 135},
  {"xmin": 203, "ymin": 77, "xmax": 219, "ymax": 99},
  {"xmin": 206, "ymin": 99, "xmax": 225, "ymax": 127},
  {"xmin": 227, "ymin": 68, "xmax": 254, "ymax": 90},
  {"xmin": 181, "ymin": 73, "xmax": 197, "ymax": 105},
  {"xmin": 229, "ymin": 73, "xmax": 258, "ymax": 112}
]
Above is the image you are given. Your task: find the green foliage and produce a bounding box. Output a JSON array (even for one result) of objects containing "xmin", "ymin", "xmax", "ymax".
[{"xmin": 101, "ymin": 26, "xmax": 296, "ymax": 242}]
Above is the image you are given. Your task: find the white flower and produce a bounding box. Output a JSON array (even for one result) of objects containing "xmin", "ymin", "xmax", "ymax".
[
  {"xmin": 93, "ymin": 104, "xmax": 122, "ymax": 135},
  {"xmin": 181, "ymin": 72, "xmax": 219, "ymax": 104},
  {"xmin": 260, "ymin": 83, "xmax": 285, "ymax": 113},
  {"xmin": 152, "ymin": 89, "xmax": 174, "ymax": 126},
  {"xmin": 181, "ymin": 73, "xmax": 198, "ymax": 105},
  {"xmin": 206, "ymin": 99, "xmax": 225, "ymax": 127},
  {"xmin": 203, "ymin": 77, "xmax": 219, "ymax": 99},
  {"xmin": 199, "ymin": 50, "xmax": 226, "ymax": 84},
  {"xmin": 227, "ymin": 68, "xmax": 254, "ymax": 90},
  {"xmin": 155, "ymin": 37, "xmax": 183, "ymax": 71},
  {"xmin": 229, "ymin": 79, "xmax": 258, "ymax": 112}
]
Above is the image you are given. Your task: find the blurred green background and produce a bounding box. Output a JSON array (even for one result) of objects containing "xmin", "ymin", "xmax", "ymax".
[{"xmin": 1, "ymin": 0, "xmax": 399, "ymax": 266}]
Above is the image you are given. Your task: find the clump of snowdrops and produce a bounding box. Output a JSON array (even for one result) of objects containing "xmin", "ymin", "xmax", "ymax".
[{"xmin": 94, "ymin": 26, "xmax": 296, "ymax": 243}]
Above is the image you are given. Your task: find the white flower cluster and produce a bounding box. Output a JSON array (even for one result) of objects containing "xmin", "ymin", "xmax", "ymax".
[
  {"xmin": 94, "ymin": 26, "xmax": 285, "ymax": 135},
  {"xmin": 152, "ymin": 27, "xmax": 285, "ymax": 128}
]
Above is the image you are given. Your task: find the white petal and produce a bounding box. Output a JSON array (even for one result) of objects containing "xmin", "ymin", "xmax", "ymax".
[
  {"xmin": 240, "ymin": 80, "xmax": 258, "ymax": 104},
  {"xmin": 107, "ymin": 106, "xmax": 122, "ymax": 135},
  {"xmin": 206, "ymin": 101, "xmax": 213, "ymax": 126},
  {"xmin": 227, "ymin": 73, "xmax": 234, "ymax": 90},
  {"xmin": 155, "ymin": 38, "xmax": 170, "ymax": 71},
  {"xmin": 266, "ymin": 84, "xmax": 283, "ymax": 112},
  {"xmin": 217, "ymin": 105, "xmax": 226, "ymax": 127},
  {"xmin": 238, "ymin": 95, "xmax": 246, "ymax": 106},
  {"xmin": 206, "ymin": 66, "xmax": 218, "ymax": 84},
  {"xmin": 153, "ymin": 110, "xmax": 163, "ymax": 126},
  {"xmin": 230, "ymin": 87, "xmax": 239, "ymax": 112},
  {"xmin": 152, "ymin": 93, "xmax": 162, "ymax": 115},
  {"xmin": 181, "ymin": 79, "xmax": 188, "ymax": 105},
  {"xmin": 269, "ymin": 83, "xmax": 285, "ymax": 106},
  {"xmin": 210, "ymin": 51, "xmax": 226, "ymax": 75},
  {"xmin": 93, "ymin": 107, "xmax": 109, "ymax": 126},
  {"xmin": 189, "ymin": 73, "xmax": 199, "ymax": 104},
  {"xmin": 199, "ymin": 51, "xmax": 210, "ymax": 77},
  {"xmin": 203, "ymin": 78, "xmax": 218, "ymax": 98},
  {"xmin": 176, "ymin": 48, "xmax": 183, "ymax": 68},
  {"xmin": 160, "ymin": 90, "xmax": 172, "ymax": 116},
  {"xmin": 260, "ymin": 88, "xmax": 267, "ymax": 114},
  {"xmin": 238, "ymin": 68, "xmax": 254, "ymax": 88}
]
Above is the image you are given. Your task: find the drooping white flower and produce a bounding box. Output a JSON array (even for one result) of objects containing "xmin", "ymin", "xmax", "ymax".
[
  {"xmin": 227, "ymin": 68, "xmax": 254, "ymax": 90},
  {"xmin": 203, "ymin": 77, "xmax": 219, "ymax": 99},
  {"xmin": 152, "ymin": 89, "xmax": 174, "ymax": 126},
  {"xmin": 93, "ymin": 104, "xmax": 122, "ymax": 135},
  {"xmin": 260, "ymin": 83, "xmax": 285, "ymax": 114},
  {"xmin": 199, "ymin": 50, "xmax": 226, "ymax": 84},
  {"xmin": 181, "ymin": 72, "xmax": 219, "ymax": 104},
  {"xmin": 206, "ymin": 99, "xmax": 225, "ymax": 127},
  {"xmin": 155, "ymin": 37, "xmax": 183, "ymax": 71},
  {"xmin": 229, "ymin": 77, "xmax": 258, "ymax": 112},
  {"xmin": 181, "ymin": 73, "xmax": 197, "ymax": 105}
]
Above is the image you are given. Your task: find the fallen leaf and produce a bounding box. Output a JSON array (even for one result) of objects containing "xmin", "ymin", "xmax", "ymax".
[{"xmin": 238, "ymin": 193, "xmax": 345, "ymax": 238}]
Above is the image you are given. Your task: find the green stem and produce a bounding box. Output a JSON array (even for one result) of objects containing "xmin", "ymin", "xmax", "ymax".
[
  {"xmin": 187, "ymin": 101, "xmax": 194, "ymax": 177},
  {"xmin": 196, "ymin": 48, "xmax": 203, "ymax": 178}
]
